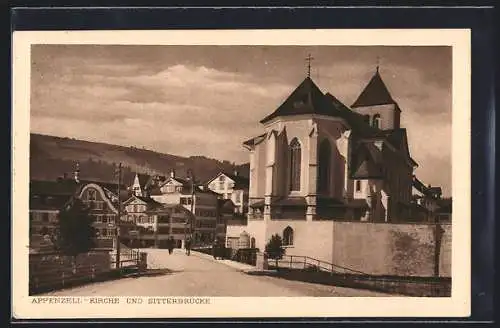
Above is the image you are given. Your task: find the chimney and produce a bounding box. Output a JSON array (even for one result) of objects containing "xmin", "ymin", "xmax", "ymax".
[
  {"xmin": 170, "ymin": 169, "xmax": 175, "ymax": 178},
  {"xmin": 74, "ymin": 162, "xmax": 80, "ymax": 183}
]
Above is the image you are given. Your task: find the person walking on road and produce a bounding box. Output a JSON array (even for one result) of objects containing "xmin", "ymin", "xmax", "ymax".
[
  {"xmin": 185, "ymin": 237, "xmax": 191, "ymax": 256},
  {"xmin": 167, "ymin": 236, "xmax": 174, "ymax": 255}
]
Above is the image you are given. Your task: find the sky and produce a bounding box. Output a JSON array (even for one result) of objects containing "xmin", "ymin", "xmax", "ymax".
[{"xmin": 30, "ymin": 45, "xmax": 452, "ymax": 196}]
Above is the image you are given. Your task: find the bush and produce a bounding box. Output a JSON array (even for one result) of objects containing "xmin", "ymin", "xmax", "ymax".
[{"xmin": 265, "ymin": 234, "xmax": 285, "ymax": 269}]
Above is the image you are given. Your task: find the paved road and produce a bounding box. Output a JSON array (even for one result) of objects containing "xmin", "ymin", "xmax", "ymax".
[{"xmin": 43, "ymin": 249, "xmax": 390, "ymax": 297}]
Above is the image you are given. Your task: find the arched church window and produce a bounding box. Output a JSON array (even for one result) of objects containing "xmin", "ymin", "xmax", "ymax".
[
  {"xmin": 283, "ymin": 226, "xmax": 294, "ymax": 246},
  {"xmin": 317, "ymin": 139, "xmax": 332, "ymax": 194},
  {"xmin": 289, "ymin": 138, "xmax": 302, "ymax": 192},
  {"xmin": 372, "ymin": 114, "xmax": 381, "ymax": 129}
]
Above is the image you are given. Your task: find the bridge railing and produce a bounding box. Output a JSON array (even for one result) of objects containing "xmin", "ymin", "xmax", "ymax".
[
  {"xmin": 109, "ymin": 248, "xmax": 141, "ymax": 269},
  {"xmin": 269, "ymin": 254, "xmax": 369, "ymax": 275}
]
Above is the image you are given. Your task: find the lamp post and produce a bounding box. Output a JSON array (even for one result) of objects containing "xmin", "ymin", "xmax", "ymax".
[
  {"xmin": 187, "ymin": 169, "xmax": 195, "ymax": 246},
  {"xmin": 114, "ymin": 163, "xmax": 122, "ymax": 269}
]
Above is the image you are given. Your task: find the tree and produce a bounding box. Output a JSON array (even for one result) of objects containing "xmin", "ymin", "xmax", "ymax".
[
  {"xmin": 265, "ymin": 234, "xmax": 286, "ymax": 270},
  {"xmin": 53, "ymin": 198, "xmax": 96, "ymax": 267}
]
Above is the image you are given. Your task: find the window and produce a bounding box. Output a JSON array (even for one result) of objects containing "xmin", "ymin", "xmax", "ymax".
[
  {"xmin": 283, "ymin": 226, "xmax": 294, "ymax": 246},
  {"xmin": 355, "ymin": 180, "xmax": 361, "ymax": 192},
  {"xmin": 218, "ymin": 176, "xmax": 225, "ymax": 190},
  {"xmin": 42, "ymin": 213, "xmax": 49, "ymax": 222},
  {"xmin": 289, "ymin": 138, "xmax": 302, "ymax": 191},
  {"xmin": 88, "ymin": 189, "xmax": 97, "ymax": 201},
  {"xmin": 158, "ymin": 226, "xmax": 170, "ymax": 234},
  {"xmin": 181, "ymin": 197, "xmax": 192, "ymax": 205},
  {"xmin": 158, "ymin": 215, "xmax": 170, "ymax": 224},
  {"xmin": 372, "ymin": 114, "xmax": 381, "ymax": 129},
  {"xmin": 317, "ymin": 139, "xmax": 331, "ymax": 194},
  {"xmin": 149, "ymin": 217, "xmax": 154, "ymax": 224},
  {"xmin": 172, "ymin": 228, "xmax": 189, "ymax": 234},
  {"xmin": 102, "ymin": 216, "xmax": 108, "ymax": 224}
]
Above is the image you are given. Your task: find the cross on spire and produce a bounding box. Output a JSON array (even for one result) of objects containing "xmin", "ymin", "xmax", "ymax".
[
  {"xmin": 376, "ymin": 56, "xmax": 380, "ymax": 73},
  {"xmin": 305, "ymin": 53, "xmax": 314, "ymax": 77}
]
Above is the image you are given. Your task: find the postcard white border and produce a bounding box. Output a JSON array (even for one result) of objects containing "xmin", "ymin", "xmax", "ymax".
[{"xmin": 12, "ymin": 29, "xmax": 471, "ymax": 319}]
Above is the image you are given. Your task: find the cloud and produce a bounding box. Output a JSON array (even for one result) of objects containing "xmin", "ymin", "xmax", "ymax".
[{"xmin": 30, "ymin": 45, "xmax": 452, "ymax": 196}]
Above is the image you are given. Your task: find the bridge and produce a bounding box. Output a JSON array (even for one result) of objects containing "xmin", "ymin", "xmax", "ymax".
[{"xmin": 41, "ymin": 248, "xmax": 389, "ymax": 297}]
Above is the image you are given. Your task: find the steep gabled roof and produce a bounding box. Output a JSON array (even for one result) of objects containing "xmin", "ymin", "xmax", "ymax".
[
  {"xmin": 412, "ymin": 176, "xmax": 442, "ymax": 199},
  {"xmin": 260, "ymin": 77, "xmax": 343, "ymax": 124},
  {"xmin": 136, "ymin": 173, "xmax": 151, "ymax": 188},
  {"xmin": 351, "ymin": 69, "xmax": 397, "ymax": 108},
  {"xmin": 350, "ymin": 143, "xmax": 384, "ymax": 179},
  {"xmin": 324, "ymin": 93, "xmax": 379, "ymax": 138},
  {"xmin": 206, "ymin": 171, "xmax": 250, "ymax": 190},
  {"xmin": 243, "ymin": 133, "xmax": 267, "ymax": 148}
]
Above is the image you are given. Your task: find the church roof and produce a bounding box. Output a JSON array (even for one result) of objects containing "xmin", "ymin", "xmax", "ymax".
[
  {"xmin": 351, "ymin": 69, "xmax": 398, "ymax": 108},
  {"xmin": 324, "ymin": 93, "xmax": 380, "ymax": 138},
  {"xmin": 350, "ymin": 143, "xmax": 384, "ymax": 179},
  {"xmin": 260, "ymin": 77, "xmax": 342, "ymax": 124}
]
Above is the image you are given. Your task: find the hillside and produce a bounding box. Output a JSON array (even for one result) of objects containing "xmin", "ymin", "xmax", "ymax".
[{"xmin": 30, "ymin": 134, "xmax": 249, "ymax": 185}]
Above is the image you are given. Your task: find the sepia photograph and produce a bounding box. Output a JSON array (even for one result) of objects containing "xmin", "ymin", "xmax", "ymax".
[{"xmin": 12, "ymin": 29, "xmax": 471, "ymax": 318}]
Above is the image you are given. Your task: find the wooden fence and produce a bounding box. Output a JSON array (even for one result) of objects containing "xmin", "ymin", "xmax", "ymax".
[{"xmin": 29, "ymin": 248, "xmax": 143, "ymax": 295}]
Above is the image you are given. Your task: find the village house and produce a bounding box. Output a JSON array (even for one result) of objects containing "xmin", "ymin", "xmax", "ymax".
[
  {"xmin": 121, "ymin": 194, "xmax": 195, "ymax": 248},
  {"xmin": 146, "ymin": 169, "xmax": 222, "ymax": 245},
  {"xmin": 206, "ymin": 171, "xmax": 249, "ymax": 215},
  {"xmin": 226, "ymin": 66, "xmax": 441, "ymax": 258},
  {"xmin": 29, "ymin": 164, "xmax": 130, "ymax": 250},
  {"xmin": 411, "ymin": 175, "xmax": 445, "ymax": 221}
]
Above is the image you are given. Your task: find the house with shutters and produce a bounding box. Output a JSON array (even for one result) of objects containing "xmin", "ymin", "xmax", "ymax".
[
  {"xmin": 29, "ymin": 165, "xmax": 130, "ymax": 251},
  {"xmin": 122, "ymin": 194, "xmax": 195, "ymax": 248},
  {"xmin": 226, "ymin": 66, "xmax": 423, "ymax": 261},
  {"xmin": 206, "ymin": 171, "xmax": 249, "ymax": 215},
  {"xmin": 147, "ymin": 169, "xmax": 222, "ymax": 245}
]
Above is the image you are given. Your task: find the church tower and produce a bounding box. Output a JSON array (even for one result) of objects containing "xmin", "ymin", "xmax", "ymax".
[{"xmin": 351, "ymin": 67, "xmax": 401, "ymax": 130}]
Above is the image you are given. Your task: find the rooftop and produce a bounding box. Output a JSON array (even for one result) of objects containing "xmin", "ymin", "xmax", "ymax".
[
  {"xmin": 259, "ymin": 77, "xmax": 344, "ymax": 124},
  {"xmin": 351, "ymin": 69, "xmax": 398, "ymax": 109}
]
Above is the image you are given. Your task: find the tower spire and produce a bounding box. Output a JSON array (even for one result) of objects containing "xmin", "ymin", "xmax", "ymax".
[
  {"xmin": 376, "ymin": 56, "xmax": 380, "ymax": 73},
  {"xmin": 305, "ymin": 53, "xmax": 314, "ymax": 77}
]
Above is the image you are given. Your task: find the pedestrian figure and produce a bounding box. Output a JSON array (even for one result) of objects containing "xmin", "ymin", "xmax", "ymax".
[
  {"xmin": 168, "ymin": 236, "xmax": 174, "ymax": 255},
  {"xmin": 212, "ymin": 239, "xmax": 218, "ymax": 260},
  {"xmin": 185, "ymin": 237, "xmax": 191, "ymax": 256}
]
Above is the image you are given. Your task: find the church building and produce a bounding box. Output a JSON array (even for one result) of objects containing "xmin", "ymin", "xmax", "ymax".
[{"xmin": 227, "ymin": 65, "xmax": 419, "ymax": 256}]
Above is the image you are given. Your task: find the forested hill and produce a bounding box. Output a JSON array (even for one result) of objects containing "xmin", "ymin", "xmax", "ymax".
[{"xmin": 30, "ymin": 133, "xmax": 249, "ymax": 185}]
